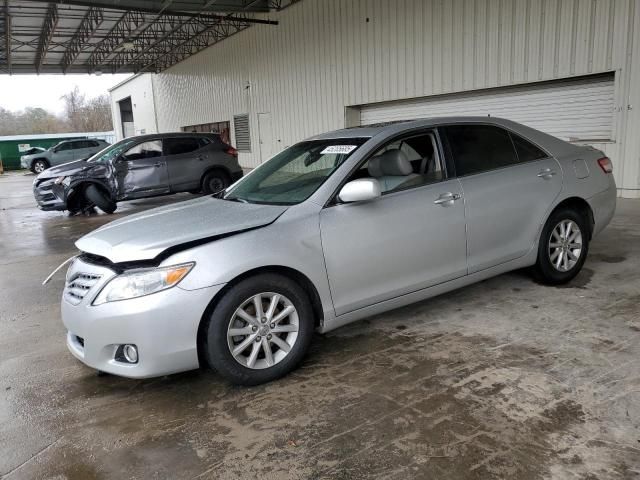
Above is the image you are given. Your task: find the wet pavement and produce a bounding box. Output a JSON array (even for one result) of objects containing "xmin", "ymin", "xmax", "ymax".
[{"xmin": 1, "ymin": 170, "xmax": 639, "ymax": 479}]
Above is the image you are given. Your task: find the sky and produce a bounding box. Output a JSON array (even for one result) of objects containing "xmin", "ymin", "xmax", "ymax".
[{"xmin": 0, "ymin": 74, "xmax": 132, "ymax": 115}]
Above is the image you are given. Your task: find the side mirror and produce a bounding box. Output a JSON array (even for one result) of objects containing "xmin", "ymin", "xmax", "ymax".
[{"xmin": 338, "ymin": 178, "xmax": 381, "ymax": 203}]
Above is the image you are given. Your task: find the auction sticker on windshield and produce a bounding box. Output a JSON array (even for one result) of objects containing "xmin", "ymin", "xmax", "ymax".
[{"xmin": 320, "ymin": 145, "xmax": 358, "ymax": 155}]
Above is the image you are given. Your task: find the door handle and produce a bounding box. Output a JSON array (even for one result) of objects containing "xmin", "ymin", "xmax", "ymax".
[
  {"xmin": 434, "ymin": 192, "xmax": 462, "ymax": 205},
  {"xmin": 537, "ymin": 168, "xmax": 557, "ymax": 179}
]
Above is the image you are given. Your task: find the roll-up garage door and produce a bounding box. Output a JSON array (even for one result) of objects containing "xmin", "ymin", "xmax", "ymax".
[{"xmin": 359, "ymin": 74, "xmax": 615, "ymax": 142}]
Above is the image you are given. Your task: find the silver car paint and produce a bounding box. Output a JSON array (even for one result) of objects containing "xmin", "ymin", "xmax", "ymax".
[
  {"xmin": 76, "ymin": 195, "xmax": 288, "ymax": 263},
  {"xmin": 63, "ymin": 116, "xmax": 617, "ymax": 378}
]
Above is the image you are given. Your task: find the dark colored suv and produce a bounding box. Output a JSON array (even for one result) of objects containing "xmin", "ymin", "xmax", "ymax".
[{"xmin": 33, "ymin": 133, "xmax": 243, "ymax": 214}]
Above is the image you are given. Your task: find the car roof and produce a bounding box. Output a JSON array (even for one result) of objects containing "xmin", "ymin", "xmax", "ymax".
[{"xmin": 308, "ymin": 116, "xmax": 577, "ymax": 155}]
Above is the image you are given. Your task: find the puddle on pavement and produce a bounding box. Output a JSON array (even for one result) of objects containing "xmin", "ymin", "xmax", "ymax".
[{"xmin": 5, "ymin": 329, "xmax": 597, "ymax": 480}]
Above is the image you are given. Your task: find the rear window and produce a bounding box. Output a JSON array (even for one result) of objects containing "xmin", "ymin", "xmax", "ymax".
[
  {"xmin": 165, "ymin": 137, "xmax": 200, "ymax": 155},
  {"xmin": 511, "ymin": 134, "xmax": 548, "ymax": 162},
  {"xmin": 443, "ymin": 125, "xmax": 519, "ymax": 176}
]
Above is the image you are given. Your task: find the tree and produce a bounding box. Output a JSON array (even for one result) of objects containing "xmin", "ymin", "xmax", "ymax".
[
  {"xmin": 60, "ymin": 86, "xmax": 112, "ymax": 132},
  {"xmin": 0, "ymin": 106, "xmax": 64, "ymax": 135}
]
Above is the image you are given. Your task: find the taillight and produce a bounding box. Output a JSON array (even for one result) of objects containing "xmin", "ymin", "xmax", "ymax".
[
  {"xmin": 597, "ymin": 157, "xmax": 613, "ymax": 174},
  {"xmin": 225, "ymin": 146, "xmax": 238, "ymax": 157}
]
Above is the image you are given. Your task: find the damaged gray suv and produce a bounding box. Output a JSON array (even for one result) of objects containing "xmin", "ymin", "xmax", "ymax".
[{"xmin": 33, "ymin": 133, "xmax": 243, "ymax": 214}]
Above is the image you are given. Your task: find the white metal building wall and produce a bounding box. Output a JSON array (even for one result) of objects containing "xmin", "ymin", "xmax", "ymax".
[
  {"xmin": 144, "ymin": 0, "xmax": 640, "ymax": 198},
  {"xmin": 109, "ymin": 73, "xmax": 159, "ymax": 139}
]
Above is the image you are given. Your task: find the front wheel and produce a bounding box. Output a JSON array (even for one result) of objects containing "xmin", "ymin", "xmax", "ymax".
[
  {"xmin": 85, "ymin": 184, "xmax": 117, "ymax": 214},
  {"xmin": 533, "ymin": 207, "xmax": 589, "ymax": 285},
  {"xmin": 203, "ymin": 274, "xmax": 314, "ymax": 385},
  {"xmin": 32, "ymin": 159, "xmax": 49, "ymax": 174}
]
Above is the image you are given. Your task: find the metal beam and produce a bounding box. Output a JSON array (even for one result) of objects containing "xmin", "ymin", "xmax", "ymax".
[
  {"xmin": 61, "ymin": 6, "xmax": 103, "ymax": 73},
  {"xmin": 111, "ymin": 0, "xmax": 231, "ymax": 72},
  {"xmin": 85, "ymin": 9, "xmax": 147, "ymax": 72},
  {"xmin": 34, "ymin": 3, "xmax": 58, "ymax": 74},
  {"xmin": 3, "ymin": 0, "xmax": 10, "ymax": 74},
  {"xmin": 143, "ymin": 15, "xmax": 252, "ymax": 72}
]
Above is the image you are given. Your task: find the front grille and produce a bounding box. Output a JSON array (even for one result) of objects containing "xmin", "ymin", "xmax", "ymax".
[{"xmin": 64, "ymin": 272, "xmax": 102, "ymax": 305}]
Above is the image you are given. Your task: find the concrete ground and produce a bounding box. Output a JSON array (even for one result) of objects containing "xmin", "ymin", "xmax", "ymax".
[{"xmin": 0, "ymin": 170, "xmax": 639, "ymax": 480}]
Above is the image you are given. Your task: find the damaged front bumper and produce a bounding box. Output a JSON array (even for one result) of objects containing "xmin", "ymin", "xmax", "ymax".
[{"xmin": 33, "ymin": 177, "xmax": 68, "ymax": 211}]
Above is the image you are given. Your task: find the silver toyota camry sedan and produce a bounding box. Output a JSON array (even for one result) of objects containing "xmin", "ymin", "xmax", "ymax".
[{"xmin": 60, "ymin": 117, "xmax": 617, "ymax": 385}]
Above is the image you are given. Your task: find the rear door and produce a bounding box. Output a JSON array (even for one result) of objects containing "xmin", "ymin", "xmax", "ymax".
[
  {"xmin": 115, "ymin": 139, "xmax": 170, "ymax": 199},
  {"xmin": 164, "ymin": 136, "xmax": 204, "ymax": 191},
  {"xmin": 442, "ymin": 124, "xmax": 562, "ymax": 273}
]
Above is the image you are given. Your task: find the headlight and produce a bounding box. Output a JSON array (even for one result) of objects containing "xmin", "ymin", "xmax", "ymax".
[
  {"xmin": 93, "ymin": 263, "xmax": 194, "ymax": 305},
  {"xmin": 54, "ymin": 176, "xmax": 66, "ymax": 185}
]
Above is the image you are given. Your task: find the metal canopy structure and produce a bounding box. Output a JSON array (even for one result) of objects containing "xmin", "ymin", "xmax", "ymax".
[{"xmin": 0, "ymin": 0, "xmax": 294, "ymax": 75}]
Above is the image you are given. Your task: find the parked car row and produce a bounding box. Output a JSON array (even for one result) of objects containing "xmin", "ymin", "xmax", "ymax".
[
  {"xmin": 22, "ymin": 139, "xmax": 110, "ymax": 173},
  {"xmin": 33, "ymin": 132, "xmax": 243, "ymax": 214},
  {"xmin": 52, "ymin": 117, "xmax": 616, "ymax": 386}
]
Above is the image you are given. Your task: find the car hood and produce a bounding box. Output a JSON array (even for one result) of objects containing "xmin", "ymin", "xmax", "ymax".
[
  {"xmin": 37, "ymin": 159, "xmax": 88, "ymax": 178},
  {"xmin": 75, "ymin": 197, "xmax": 288, "ymax": 263}
]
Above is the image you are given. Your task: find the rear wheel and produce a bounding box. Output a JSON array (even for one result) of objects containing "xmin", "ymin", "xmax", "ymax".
[
  {"xmin": 202, "ymin": 170, "xmax": 230, "ymax": 194},
  {"xmin": 32, "ymin": 159, "xmax": 49, "ymax": 174},
  {"xmin": 533, "ymin": 207, "xmax": 589, "ymax": 284},
  {"xmin": 203, "ymin": 274, "xmax": 314, "ymax": 385},
  {"xmin": 85, "ymin": 184, "xmax": 117, "ymax": 214}
]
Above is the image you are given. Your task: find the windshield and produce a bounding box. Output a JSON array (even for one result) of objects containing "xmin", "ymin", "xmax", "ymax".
[
  {"xmin": 224, "ymin": 138, "xmax": 368, "ymax": 205},
  {"xmin": 87, "ymin": 139, "xmax": 136, "ymax": 163}
]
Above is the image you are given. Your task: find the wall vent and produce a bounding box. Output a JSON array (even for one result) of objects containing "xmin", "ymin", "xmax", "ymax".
[{"xmin": 233, "ymin": 114, "xmax": 251, "ymax": 152}]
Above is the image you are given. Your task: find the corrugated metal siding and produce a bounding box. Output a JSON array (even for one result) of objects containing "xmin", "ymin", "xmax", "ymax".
[
  {"xmin": 147, "ymin": 0, "xmax": 640, "ymax": 197},
  {"xmin": 360, "ymin": 75, "xmax": 615, "ymax": 141}
]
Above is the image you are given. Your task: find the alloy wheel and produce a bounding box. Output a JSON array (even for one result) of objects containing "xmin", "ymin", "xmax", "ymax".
[
  {"xmin": 548, "ymin": 219, "xmax": 583, "ymax": 272},
  {"xmin": 227, "ymin": 292, "xmax": 299, "ymax": 369},
  {"xmin": 34, "ymin": 162, "xmax": 45, "ymax": 173}
]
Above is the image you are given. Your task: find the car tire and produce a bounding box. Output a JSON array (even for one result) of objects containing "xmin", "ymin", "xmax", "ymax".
[
  {"xmin": 32, "ymin": 159, "xmax": 49, "ymax": 174},
  {"xmin": 85, "ymin": 184, "xmax": 117, "ymax": 214},
  {"xmin": 202, "ymin": 170, "xmax": 230, "ymax": 194},
  {"xmin": 532, "ymin": 207, "xmax": 590, "ymax": 285},
  {"xmin": 203, "ymin": 273, "xmax": 315, "ymax": 386}
]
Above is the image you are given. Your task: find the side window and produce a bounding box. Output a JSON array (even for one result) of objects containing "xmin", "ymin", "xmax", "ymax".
[
  {"xmin": 57, "ymin": 142, "xmax": 72, "ymax": 151},
  {"xmin": 444, "ymin": 125, "xmax": 518, "ymax": 176},
  {"xmin": 511, "ymin": 133, "xmax": 548, "ymax": 162},
  {"xmin": 122, "ymin": 140, "xmax": 163, "ymax": 161},
  {"xmin": 87, "ymin": 140, "xmax": 99, "ymax": 148},
  {"xmin": 165, "ymin": 137, "xmax": 200, "ymax": 155},
  {"xmin": 345, "ymin": 132, "xmax": 444, "ymax": 194},
  {"xmin": 75, "ymin": 141, "xmax": 89, "ymax": 149}
]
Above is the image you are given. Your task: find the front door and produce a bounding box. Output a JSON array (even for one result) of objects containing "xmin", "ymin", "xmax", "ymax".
[
  {"xmin": 115, "ymin": 139, "xmax": 170, "ymax": 199},
  {"xmin": 50, "ymin": 142, "xmax": 75, "ymax": 165},
  {"xmin": 442, "ymin": 124, "xmax": 563, "ymax": 273},
  {"xmin": 319, "ymin": 130, "xmax": 468, "ymax": 316}
]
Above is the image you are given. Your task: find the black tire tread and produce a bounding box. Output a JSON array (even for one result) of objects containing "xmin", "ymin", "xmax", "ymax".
[
  {"xmin": 85, "ymin": 184, "xmax": 117, "ymax": 214},
  {"xmin": 202, "ymin": 169, "xmax": 230, "ymax": 194}
]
